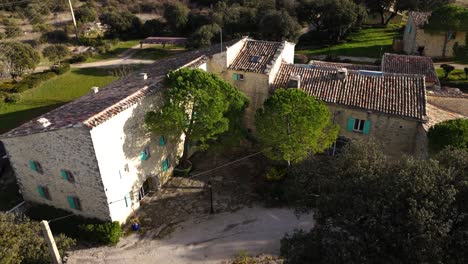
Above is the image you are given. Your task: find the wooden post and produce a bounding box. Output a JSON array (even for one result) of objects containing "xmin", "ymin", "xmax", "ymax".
[{"xmin": 40, "ymin": 221, "xmax": 62, "ymax": 264}]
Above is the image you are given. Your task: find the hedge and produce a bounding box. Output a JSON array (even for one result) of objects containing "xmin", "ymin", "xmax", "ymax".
[
  {"xmin": 11, "ymin": 71, "xmax": 57, "ymax": 93},
  {"xmin": 79, "ymin": 222, "xmax": 122, "ymax": 245},
  {"xmin": 51, "ymin": 63, "xmax": 71, "ymax": 75}
]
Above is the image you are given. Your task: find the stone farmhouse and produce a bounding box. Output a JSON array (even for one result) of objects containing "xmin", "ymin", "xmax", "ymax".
[
  {"xmin": 403, "ymin": 11, "xmax": 467, "ymax": 57},
  {"xmin": 0, "ymin": 37, "xmax": 449, "ymax": 222}
]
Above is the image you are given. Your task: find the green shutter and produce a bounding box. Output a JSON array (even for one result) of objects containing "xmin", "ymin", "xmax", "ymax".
[
  {"xmin": 67, "ymin": 196, "xmax": 76, "ymax": 209},
  {"xmin": 140, "ymin": 151, "xmax": 147, "ymax": 161},
  {"xmin": 38, "ymin": 186, "xmax": 45, "ymax": 198},
  {"xmin": 347, "ymin": 118, "xmax": 355, "ymax": 132},
  {"xmin": 29, "ymin": 160, "xmax": 37, "ymax": 172},
  {"xmin": 159, "ymin": 136, "xmax": 166, "ymax": 146},
  {"xmin": 233, "ymin": 73, "xmax": 238, "ymax": 81},
  {"xmin": 363, "ymin": 120, "xmax": 371, "ymax": 135},
  {"xmin": 162, "ymin": 159, "xmax": 168, "ymax": 172},
  {"xmin": 60, "ymin": 170, "xmax": 68, "ymax": 180}
]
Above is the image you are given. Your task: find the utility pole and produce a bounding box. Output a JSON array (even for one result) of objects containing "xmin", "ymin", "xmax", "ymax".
[
  {"xmin": 67, "ymin": 0, "xmax": 79, "ymax": 40},
  {"xmin": 40, "ymin": 220, "xmax": 62, "ymax": 264}
]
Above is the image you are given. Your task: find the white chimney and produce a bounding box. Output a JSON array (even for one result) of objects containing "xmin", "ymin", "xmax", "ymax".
[
  {"xmin": 337, "ymin": 68, "xmax": 348, "ymax": 80},
  {"xmin": 140, "ymin": 72, "xmax": 148, "ymax": 80},
  {"xmin": 91, "ymin": 86, "xmax": 99, "ymax": 93},
  {"xmin": 37, "ymin": 118, "xmax": 51, "ymax": 128}
]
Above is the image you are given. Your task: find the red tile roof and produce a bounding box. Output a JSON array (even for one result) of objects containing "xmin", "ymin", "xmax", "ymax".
[
  {"xmin": 382, "ymin": 53, "xmax": 439, "ymax": 84},
  {"xmin": 1, "ymin": 42, "xmax": 234, "ymax": 138},
  {"xmin": 308, "ymin": 61, "xmax": 381, "ymax": 71},
  {"xmin": 229, "ymin": 40, "xmax": 284, "ymax": 74},
  {"xmin": 272, "ymin": 64, "xmax": 427, "ymax": 121}
]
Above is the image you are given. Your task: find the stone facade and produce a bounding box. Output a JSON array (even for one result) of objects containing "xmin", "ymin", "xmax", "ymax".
[
  {"xmin": 403, "ymin": 14, "xmax": 467, "ymax": 57},
  {"xmin": 328, "ymin": 104, "xmax": 424, "ymax": 157}
]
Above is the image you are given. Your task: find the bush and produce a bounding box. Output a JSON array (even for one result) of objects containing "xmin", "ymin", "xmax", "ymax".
[
  {"xmin": 68, "ymin": 53, "xmax": 89, "ymax": 64},
  {"xmin": 51, "ymin": 63, "xmax": 70, "ymax": 75},
  {"xmin": 79, "ymin": 222, "xmax": 122, "ymax": 245},
  {"xmin": 5, "ymin": 93, "xmax": 20, "ymax": 103},
  {"xmin": 11, "ymin": 71, "xmax": 57, "ymax": 93},
  {"xmin": 428, "ymin": 119, "xmax": 468, "ymax": 152}
]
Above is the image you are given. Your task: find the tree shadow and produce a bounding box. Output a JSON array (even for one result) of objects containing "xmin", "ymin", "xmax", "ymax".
[{"xmin": 0, "ymin": 103, "xmax": 63, "ymax": 134}]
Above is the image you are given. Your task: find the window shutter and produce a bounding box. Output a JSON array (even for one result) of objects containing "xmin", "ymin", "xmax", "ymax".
[
  {"xmin": 29, "ymin": 160, "xmax": 37, "ymax": 172},
  {"xmin": 233, "ymin": 73, "xmax": 238, "ymax": 81},
  {"xmin": 363, "ymin": 120, "xmax": 371, "ymax": 135},
  {"xmin": 162, "ymin": 159, "xmax": 168, "ymax": 172},
  {"xmin": 67, "ymin": 196, "xmax": 76, "ymax": 209},
  {"xmin": 60, "ymin": 170, "xmax": 68, "ymax": 180},
  {"xmin": 347, "ymin": 118, "xmax": 355, "ymax": 132},
  {"xmin": 159, "ymin": 136, "xmax": 166, "ymax": 146},
  {"xmin": 140, "ymin": 151, "xmax": 147, "ymax": 161},
  {"xmin": 38, "ymin": 186, "xmax": 45, "ymax": 198}
]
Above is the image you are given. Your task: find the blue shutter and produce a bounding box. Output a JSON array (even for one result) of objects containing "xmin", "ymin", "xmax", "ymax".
[
  {"xmin": 60, "ymin": 170, "xmax": 68, "ymax": 180},
  {"xmin": 407, "ymin": 25, "xmax": 412, "ymax": 33},
  {"xmin": 38, "ymin": 186, "xmax": 45, "ymax": 198},
  {"xmin": 159, "ymin": 136, "xmax": 166, "ymax": 146},
  {"xmin": 29, "ymin": 160, "xmax": 37, "ymax": 172},
  {"xmin": 347, "ymin": 118, "xmax": 355, "ymax": 132},
  {"xmin": 140, "ymin": 151, "xmax": 147, "ymax": 161},
  {"xmin": 162, "ymin": 159, "xmax": 169, "ymax": 172},
  {"xmin": 67, "ymin": 196, "xmax": 76, "ymax": 209},
  {"xmin": 363, "ymin": 120, "xmax": 371, "ymax": 135}
]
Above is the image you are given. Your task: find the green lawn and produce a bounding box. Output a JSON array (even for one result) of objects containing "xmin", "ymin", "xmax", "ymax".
[
  {"xmin": 297, "ymin": 24, "xmax": 403, "ymax": 58},
  {"xmin": 0, "ymin": 68, "xmax": 118, "ymax": 133},
  {"xmin": 86, "ymin": 40, "xmax": 141, "ymax": 62},
  {"xmin": 436, "ymin": 68, "xmax": 468, "ymax": 81}
]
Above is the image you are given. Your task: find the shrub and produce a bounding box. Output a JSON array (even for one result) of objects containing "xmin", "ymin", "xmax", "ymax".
[
  {"xmin": 441, "ymin": 64, "xmax": 455, "ymax": 78},
  {"xmin": 51, "ymin": 63, "xmax": 70, "ymax": 75},
  {"xmin": 428, "ymin": 119, "xmax": 468, "ymax": 152},
  {"xmin": 79, "ymin": 222, "xmax": 122, "ymax": 245},
  {"xmin": 11, "ymin": 71, "xmax": 57, "ymax": 93},
  {"xmin": 5, "ymin": 93, "xmax": 20, "ymax": 103},
  {"xmin": 68, "ymin": 54, "xmax": 88, "ymax": 64}
]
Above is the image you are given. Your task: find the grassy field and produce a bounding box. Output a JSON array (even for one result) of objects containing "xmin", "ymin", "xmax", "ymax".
[
  {"xmin": 86, "ymin": 40, "xmax": 141, "ymax": 62},
  {"xmin": 0, "ymin": 68, "xmax": 118, "ymax": 133},
  {"xmin": 297, "ymin": 24, "xmax": 403, "ymax": 58},
  {"xmin": 436, "ymin": 68, "xmax": 468, "ymax": 81}
]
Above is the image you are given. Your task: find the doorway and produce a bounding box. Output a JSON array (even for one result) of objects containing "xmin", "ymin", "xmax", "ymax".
[{"xmin": 138, "ymin": 178, "xmax": 151, "ymax": 201}]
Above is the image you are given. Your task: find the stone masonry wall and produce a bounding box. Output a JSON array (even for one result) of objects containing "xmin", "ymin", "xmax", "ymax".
[
  {"xmin": 415, "ymin": 30, "xmax": 466, "ymax": 57},
  {"xmin": 1, "ymin": 128, "xmax": 111, "ymax": 220},
  {"xmin": 328, "ymin": 104, "xmax": 422, "ymax": 157}
]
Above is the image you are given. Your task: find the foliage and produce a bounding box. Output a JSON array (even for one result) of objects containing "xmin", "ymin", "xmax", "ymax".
[
  {"xmin": 255, "ymin": 88, "xmax": 338, "ymax": 164},
  {"xmin": 75, "ymin": 6, "xmax": 97, "ymax": 24},
  {"xmin": 4, "ymin": 93, "xmax": 20, "ymax": 103},
  {"xmin": 5, "ymin": 23, "xmax": 21, "ymax": 38},
  {"xmin": 12, "ymin": 71, "xmax": 57, "ymax": 93},
  {"xmin": 441, "ymin": 64, "xmax": 456, "ymax": 78},
  {"xmin": 163, "ymin": 2, "xmax": 190, "ymax": 33},
  {"xmin": 40, "ymin": 30, "xmax": 69, "ymax": 44},
  {"xmin": 280, "ymin": 141, "xmax": 468, "ymax": 263},
  {"xmin": 258, "ymin": 9, "xmax": 302, "ymax": 42},
  {"xmin": 0, "ymin": 42, "xmax": 40, "ymax": 79},
  {"xmin": 359, "ymin": 0, "xmax": 417, "ymax": 25},
  {"xmin": 43, "ymin": 44, "xmax": 70, "ymax": 65},
  {"xmin": 142, "ymin": 19, "xmax": 166, "ymax": 37},
  {"xmin": 0, "ymin": 212, "xmax": 75, "ymax": 264},
  {"xmin": 187, "ymin": 23, "xmax": 221, "ymax": 49},
  {"xmin": 425, "ymin": 4, "xmax": 468, "ymax": 33},
  {"xmin": 145, "ymin": 68, "xmax": 248, "ymax": 161},
  {"xmin": 99, "ymin": 11, "xmax": 142, "ymax": 39},
  {"xmin": 51, "ymin": 63, "xmax": 71, "ymax": 75},
  {"xmin": 79, "ymin": 221, "xmax": 122, "ymax": 245},
  {"xmin": 465, "ymin": 67, "xmax": 468, "ymax": 78},
  {"xmin": 428, "ymin": 119, "xmax": 468, "ymax": 152}
]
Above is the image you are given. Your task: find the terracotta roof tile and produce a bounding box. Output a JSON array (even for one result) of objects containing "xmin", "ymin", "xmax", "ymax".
[
  {"xmin": 308, "ymin": 61, "xmax": 381, "ymax": 71},
  {"xmin": 229, "ymin": 40, "xmax": 284, "ymax": 73},
  {"xmin": 272, "ymin": 64, "xmax": 427, "ymax": 121},
  {"xmin": 382, "ymin": 53, "xmax": 439, "ymax": 84}
]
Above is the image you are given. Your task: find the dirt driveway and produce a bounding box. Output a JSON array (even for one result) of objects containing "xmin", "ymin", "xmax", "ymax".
[{"xmin": 66, "ymin": 207, "xmax": 314, "ymax": 264}]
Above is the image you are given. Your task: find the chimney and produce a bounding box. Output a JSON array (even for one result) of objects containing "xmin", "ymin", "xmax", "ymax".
[
  {"xmin": 37, "ymin": 118, "xmax": 51, "ymax": 128},
  {"xmin": 91, "ymin": 86, "xmax": 99, "ymax": 93},
  {"xmin": 140, "ymin": 72, "xmax": 148, "ymax": 80},
  {"xmin": 337, "ymin": 68, "xmax": 348, "ymax": 80},
  {"xmin": 288, "ymin": 74, "xmax": 301, "ymax": 88}
]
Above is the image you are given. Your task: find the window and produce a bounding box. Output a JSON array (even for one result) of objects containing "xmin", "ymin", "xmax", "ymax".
[
  {"xmin": 159, "ymin": 135, "xmax": 166, "ymax": 146},
  {"xmin": 347, "ymin": 118, "xmax": 371, "ymax": 135},
  {"xmin": 232, "ymin": 73, "xmax": 244, "ymax": 81},
  {"xmin": 60, "ymin": 170, "xmax": 75, "ymax": 183},
  {"xmin": 162, "ymin": 157, "xmax": 169, "ymax": 172},
  {"xmin": 140, "ymin": 146, "xmax": 150, "ymax": 161},
  {"xmin": 29, "ymin": 160, "xmax": 43, "ymax": 174},
  {"xmin": 67, "ymin": 196, "xmax": 82, "ymax": 210},
  {"xmin": 249, "ymin": 56, "xmax": 261, "ymax": 63},
  {"xmin": 37, "ymin": 186, "xmax": 51, "ymax": 200}
]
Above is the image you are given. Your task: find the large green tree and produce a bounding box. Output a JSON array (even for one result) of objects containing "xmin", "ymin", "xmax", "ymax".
[
  {"xmin": 280, "ymin": 141, "xmax": 468, "ymax": 263},
  {"xmin": 258, "ymin": 9, "xmax": 302, "ymax": 42},
  {"xmin": 145, "ymin": 68, "xmax": 248, "ymax": 162},
  {"xmin": 42, "ymin": 44, "xmax": 70, "ymax": 66},
  {"xmin": 163, "ymin": 2, "xmax": 190, "ymax": 33},
  {"xmin": 359, "ymin": 0, "xmax": 417, "ymax": 25},
  {"xmin": 255, "ymin": 88, "xmax": 338, "ymax": 165},
  {"xmin": 0, "ymin": 213, "xmax": 75, "ymax": 264},
  {"xmin": 0, "ymin": 42, "xmax": 40, "ymax": 79},
  {"xmin": 428, "ymin": 118, "xmax": 468, "ymax": 152},
  {"xmin": 99, "ymin": 11, "xmax": 142, "ymax": 39}
]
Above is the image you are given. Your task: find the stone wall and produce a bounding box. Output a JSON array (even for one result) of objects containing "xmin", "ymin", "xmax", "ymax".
[
  {"xmin": 328, "ymin": 104, "xmax": 423, "ymax": 157},
  {"xmin": 90, "ymin": 89, "xmax": 184, "ymax": 223},
  {"xmin": 1, "ymin": 128, "xmax": 111, "ymax": 221},
  {"xmin": 415, "ymin": 30, "xmax": 466, "ymax": 57}
]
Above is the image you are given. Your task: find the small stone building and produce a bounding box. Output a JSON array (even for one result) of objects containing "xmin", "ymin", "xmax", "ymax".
[{"xmin": 403, "ymin": 11, "xmax": 467, "ymax": 57}]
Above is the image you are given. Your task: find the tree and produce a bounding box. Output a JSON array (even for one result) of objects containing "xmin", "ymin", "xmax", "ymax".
[
  {"xmin": 258, "ymin": 9, "xmax": 302, "ymax": 42},
  {"xmin": 99, "ymin": 11, "xmax": 142, "ymax": 39},
  {"xmin": 441, "ymin": 63, "xmax": 455, "ymax": 78},
  {"xmin": 425, "ymin": 4, "xmax": 468, "ymax": 57},
  {"xmin": 361, "ymin": 0, "xmax": 418, "ymax": 25},
  {"xmin": 280, "ymin": 141, "xmax": 468, "ymax": 263},
  {"xmin": 75, "ymin": 6, "xmax": 97, "ymax": 24},
  {"xmin": 142, "ymin": 19, "xmax": 166, "ymax": 37},
  {"xmin": 187, "ymin": 24, "xmax": 221, "ymax": 49},
  {"xmin": 42, "ymin": 44, "xmax": 70, "ymax": 66},
  {"xmin": 0, "ymin": 213, "xmax": 75, "ymax": 264},
  {"xmin": 163, "ymin": 2, "xmax": 189, "ymax": 33},
  {"xmin": 0, "ymin": 42, "xmax": 40, "ymax": 79},
  {"xmin": 255, "ymin": 88, "xmax": 338, "ymax": 165},
  {"xmin": 465, "ymin": 67, "xmax": 468, "ymax": 79},
  {"xmin": 145, "ymin": 69, "xmax": 248, "ymax": 163},
  {"xmin": 428, "ymin": 118, "xmax": 468, "ymax": 152}
]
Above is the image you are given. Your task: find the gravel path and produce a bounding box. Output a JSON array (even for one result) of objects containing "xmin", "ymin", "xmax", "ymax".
[{"xmin": 66, "ymin": 207, "xmax": 314, "ymax": 264}]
